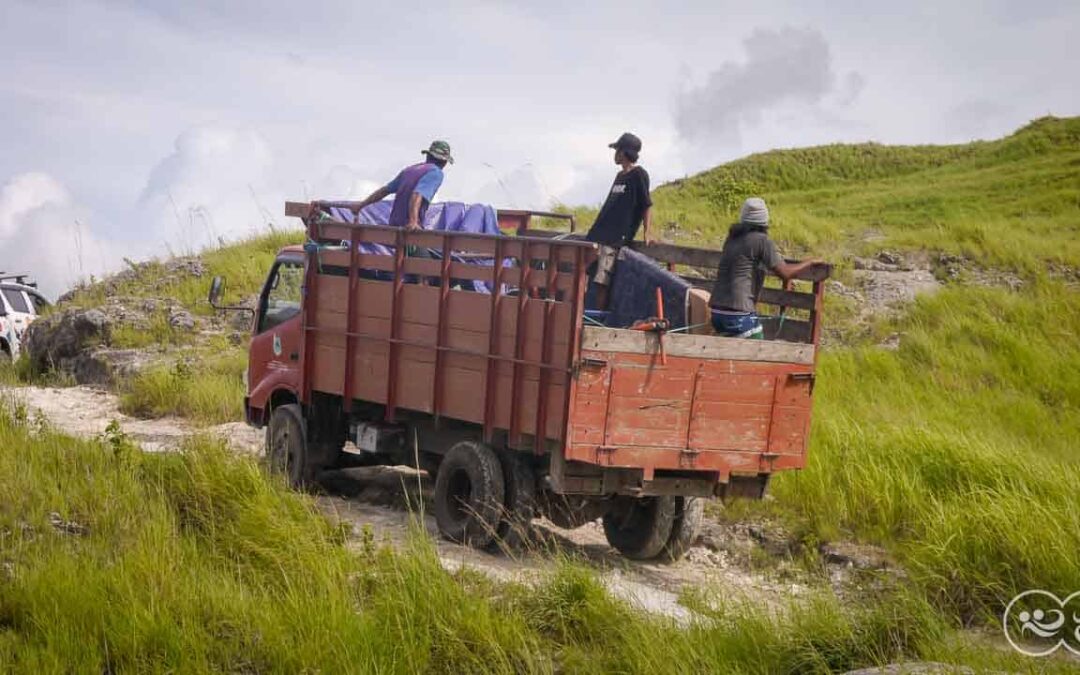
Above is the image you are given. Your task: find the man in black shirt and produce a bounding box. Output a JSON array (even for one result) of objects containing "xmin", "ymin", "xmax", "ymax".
[{"xmin": 585, "ymin": 132, "xmax": 653, "ymax": 308}]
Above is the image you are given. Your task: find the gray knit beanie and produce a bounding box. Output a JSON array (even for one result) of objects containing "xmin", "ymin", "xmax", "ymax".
[{"xmin": 739, "ymin": 197, "xmax": 769, "ymax": 227}]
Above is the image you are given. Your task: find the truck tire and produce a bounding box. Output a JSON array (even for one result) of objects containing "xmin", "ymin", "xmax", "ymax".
[
  {"xmin": 267, "ymin": 404, "xmax": 316, "ymax": 489},
  {"xmin": 539, "ymin": 493, "xmax": 610, "ymax": 530},
  {"xmin": 434, "ymin": 441, "xmax": 505, "ymax": 548},
  {"xmin": 660, "ymin": 497, "xmax": 704, "ymax": 562},
  {"xmin": 602, "ymin": 496, "xmax": 677, "ymax": 560},
  {"xmin": 489, "ymin": 453, "xmax": 537, "ymax": 553}
]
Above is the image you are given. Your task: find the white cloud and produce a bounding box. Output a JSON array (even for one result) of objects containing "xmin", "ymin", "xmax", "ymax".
[
  {"xmin": 0, "ymin": 173, "xmax": 119, "ymax": 298},
  {"xmin": 0, "ymin": 172, "xmax": 68, "ymax": 239},
  {"xmin": 138, "ymin": 125, "xmax": 281, "ymax": 250}
]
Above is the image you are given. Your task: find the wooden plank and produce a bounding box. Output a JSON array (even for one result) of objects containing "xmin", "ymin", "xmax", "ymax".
[
  {"xmin": 758, "ymin": 287, "xmax": 816, "ymax": 311},
  {"xmin": 628, "ymin": 241, "xmax": 832, "ymax": 282},
  {"xmin": 694, "ymin": 371, "xmax": 778, "ymax": 405},
  {"xmin": 762, "ymin": 319, "xmax": 813, "ymax": 344},
  {"xmin": 581, "ymin": 327, "xmax": 814, "ymax": 365},
  {"xmin": 768, "ymin": 406, "xmax": 811, "ymax": 455},
  {"xmin": 604, "ymin": 397, "xmax": 691, "ymax": 448},
  {"xmin": 689, "ymin": 402, "xmax": 771, "ymax": 452},
  {"xmin": 285, "ymin": 201, "xmax": 311, "ymax": 218}
]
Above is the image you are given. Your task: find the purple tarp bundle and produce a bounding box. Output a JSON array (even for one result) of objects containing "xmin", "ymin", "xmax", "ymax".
[{"xmin": 315, "ymin": 200, "xmax": 503, "ymax": 293}]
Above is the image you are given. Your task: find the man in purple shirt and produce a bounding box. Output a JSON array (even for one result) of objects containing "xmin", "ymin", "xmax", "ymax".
[{"xmin": 354, "ymin": 140, "xmax": 453, "ymax": 229}]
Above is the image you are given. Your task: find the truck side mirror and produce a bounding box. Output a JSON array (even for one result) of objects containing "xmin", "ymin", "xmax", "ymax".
[{"xmin": 208, "ymin": 276, "xmax": 225, "ymax": 308}]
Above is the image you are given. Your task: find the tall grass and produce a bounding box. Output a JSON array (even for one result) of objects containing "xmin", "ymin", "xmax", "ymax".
[
  {"xmin": 4, "ymin": 406, "xmax": 1050, "ymax": 673},
  {"xmin": 772, "ymin": 282, "xmax": 1080, "ymax": 618},
  {"xmin": 118, "ymin": 348, "xmax": 247, "ymax": 425}
]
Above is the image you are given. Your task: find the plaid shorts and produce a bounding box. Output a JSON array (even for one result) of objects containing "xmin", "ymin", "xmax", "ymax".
[
  {"xmin": 591, "ymin": 244, "xmax": 619, "ymax": 286},
  {"xmin": 711, "ymin": 310, "xmax": 764, "ymax": 339}
]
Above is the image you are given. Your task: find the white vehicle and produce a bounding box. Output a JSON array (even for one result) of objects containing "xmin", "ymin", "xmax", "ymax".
[{"xmin": 0, "ymin": 274, "xmax": 50, "ymax": 362}]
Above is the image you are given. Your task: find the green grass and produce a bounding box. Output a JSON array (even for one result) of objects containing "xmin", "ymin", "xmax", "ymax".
[
  {"xmin": 1, "ymin": 407, "xmax": 1055, "ymax": 673},
  {"xmin": 64, "ymin": 228, "xmax": 302, "ymax": 317},
  {"xmin": 118, "ymin": 347, "xmax": 247, "ymax": 425},
  {"xmin": 573, "ymin": 116, "xmax": 1080, "ymax": 274},
  {"xmin": 771, "ymin": 281, "xmax": 1080, "ymax": 619}
]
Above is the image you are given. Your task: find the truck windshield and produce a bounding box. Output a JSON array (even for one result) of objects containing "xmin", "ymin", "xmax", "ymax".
[{"xmin": 258, "ymin": 261, "xmax": 303, "ymax": 333}]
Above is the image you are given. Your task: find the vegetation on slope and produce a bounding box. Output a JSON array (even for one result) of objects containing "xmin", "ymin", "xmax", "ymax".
[
  {"xmin": 563, "ymin": 115, "xmax": 1080, "ymax": 273},
  {"xmin": 0, "ymin": 407, "xmax": 1051, "ymax": 673},
  {"xmin": 779, "ymin": 282, "xmax": 1080, "ymax": 619},
  {"xmin": 651, "ymin": 116, "xmax": 1080, "ymax": 271}
]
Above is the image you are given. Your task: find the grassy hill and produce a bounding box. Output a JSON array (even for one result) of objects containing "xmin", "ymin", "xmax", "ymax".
[
  {"xmin": 653, "ymin": 115, "xmax": 1080, "ymax": 271},
  {"xmin": 3, "ymin": 117, "xmax": 1079, "ymax": 671}
]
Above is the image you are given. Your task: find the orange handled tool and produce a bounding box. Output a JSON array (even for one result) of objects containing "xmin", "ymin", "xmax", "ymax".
[{"xmin": 629, "ymin": 287, "xmax": 669, "ymax": 365}]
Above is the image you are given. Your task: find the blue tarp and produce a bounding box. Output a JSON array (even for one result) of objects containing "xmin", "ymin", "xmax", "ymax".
[{"xmin": 605, "ymin": 247, "xmax": 690, "ymax": 329}]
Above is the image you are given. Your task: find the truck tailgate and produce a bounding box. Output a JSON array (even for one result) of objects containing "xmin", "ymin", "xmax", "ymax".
[{"xmin": 567, "ymin": 327, "xmax": 816, "ymax": 479}]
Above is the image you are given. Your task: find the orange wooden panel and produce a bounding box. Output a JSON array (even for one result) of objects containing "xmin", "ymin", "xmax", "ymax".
[
  {"xmin": 315, "ymin": 278, "xmax": 573, "ymax": 348},
  {"xmin": 565, "ymin": 443, "xmax": 764, "ymax": 476},
  {"xmin": 604, "ymin": 397, "xmax": 691, "ymax": 447},
  {"xmin": 694, "ymin": 371, "xmax": 776, "ymax": 405},
  {"xmin": 609, "ymin": 363, "xmax": 697, "ymax": 398},
  {"xmin": 773, "ymin": 375, "xmax": 813, "ymax": 407},
  {"xmin": 570, "ymin": 401, "xmax": 607, "ymax": 444},
  {"xmin": 688, "ymin": 401, "xmax": 771, "ymax": 452},
  {"xmin": 767, "ymin": 406, "xmax": 811, "ymax": 455}
]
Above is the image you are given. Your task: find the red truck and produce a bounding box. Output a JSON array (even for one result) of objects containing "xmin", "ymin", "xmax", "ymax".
[{"xmin": 210, "ymin": 202, "xmax": 831, "ymax": 560}]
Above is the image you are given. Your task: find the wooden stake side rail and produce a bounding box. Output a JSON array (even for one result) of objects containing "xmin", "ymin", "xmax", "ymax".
[
  {"xmin": 297, "ymin": 206, "xmax": 597, "ymax": 447},
  {"xmin": 629, "ymin": 240, "xmax": 833, "ymax": 283}
]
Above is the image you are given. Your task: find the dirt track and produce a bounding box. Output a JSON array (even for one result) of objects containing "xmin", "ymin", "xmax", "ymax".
[{"xmin": 3, "ymin": 384, "xmax": 838, "ymax": 620}]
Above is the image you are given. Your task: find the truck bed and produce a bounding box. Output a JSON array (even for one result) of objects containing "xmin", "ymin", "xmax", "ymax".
[{"xmin": 290, "ymin": 201, "xmax": 829, "ymax": 494}]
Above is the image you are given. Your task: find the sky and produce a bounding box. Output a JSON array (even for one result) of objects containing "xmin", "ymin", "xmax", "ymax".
[{"xmin": 1, "ymin": 0, "xmax": 1077, "ymax": 296}]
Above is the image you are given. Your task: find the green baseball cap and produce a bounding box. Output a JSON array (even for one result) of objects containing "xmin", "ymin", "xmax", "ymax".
[{"xmin": 423, "ymin": 140, "xmax": 454, "ymax": 164}]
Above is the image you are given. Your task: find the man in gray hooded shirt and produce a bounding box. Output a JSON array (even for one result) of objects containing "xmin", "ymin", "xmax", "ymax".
[{"xmin": 709, "ymin": 197, "xmax": 820, "ymax": 338}]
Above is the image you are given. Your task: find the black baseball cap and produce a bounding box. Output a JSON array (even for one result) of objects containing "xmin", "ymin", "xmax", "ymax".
[{"xmin": 608, "ymin": 132, "xmax": 642, "ymax": 154}]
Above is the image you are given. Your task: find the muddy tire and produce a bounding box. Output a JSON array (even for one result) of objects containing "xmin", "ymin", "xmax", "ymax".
[
  {"xmin": 489, "ymin": 453, "xmax": 537, "ymax": 553},
  {"xmin": 602, "ymin": 496, "xmax": 677, "ymax": 560},
  {"xmin": 267, "ymin": 404, "xmax": 315, "ymax": 489},
  {"xmin": 434, "ymin": 441, "xmax": 505, "ymax": 548},
  {"xmin": 660, "ymin": 497, "xmax": 704, "ymax": 562}
]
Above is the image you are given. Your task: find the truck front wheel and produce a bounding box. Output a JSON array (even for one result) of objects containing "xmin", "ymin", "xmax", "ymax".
[
  {"xmin": 267, "ymin": 404, "xmax": 315, "ymax": 489},
  {"xmin": 602, "ymin": 496, "xmax": 677, "ymax": 560},
  {"xmin": 433, "ymin": 441, "xmax": 505, "ymax": 548}
]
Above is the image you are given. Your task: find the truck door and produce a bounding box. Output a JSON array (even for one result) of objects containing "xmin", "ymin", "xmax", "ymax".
[{"xmin": 249, "ymin": 258, "xmax": 305, "ymax": 402}]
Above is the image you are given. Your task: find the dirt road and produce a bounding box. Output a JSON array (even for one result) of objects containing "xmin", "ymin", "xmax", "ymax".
[{"xmin": 3, "ymin": 384, "xmax": 842, "ymax": 620}]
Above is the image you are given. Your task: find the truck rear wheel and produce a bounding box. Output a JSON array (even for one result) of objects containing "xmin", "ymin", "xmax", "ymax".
[
  {"xmin": 660, "ymin": 497, "xmax": 704, "ymax": 562},
  {"xmin": 267, "ymin": 404, "xmax": 315, "ymax": 489},
  {"xmin": 434, "ymin": 441, "xmax": 505, "ymax": 548},
  {"xmin": 602, "ymin": 496, "xmax": 677, "ymax": 560},
  {"xmin": 489, "ymin": 453, "xmax": 537, "ymax": 553}
]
